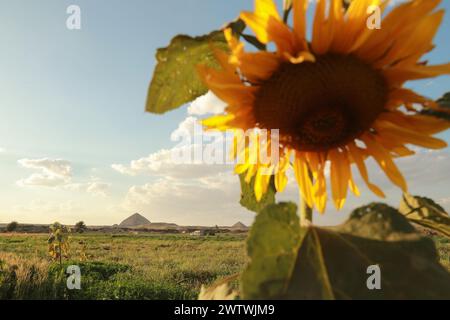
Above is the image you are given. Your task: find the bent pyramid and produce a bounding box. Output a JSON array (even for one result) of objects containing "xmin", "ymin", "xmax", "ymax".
[
  {"xmin": 119, "ymin": 213, "xmax": 151, "ymax": 228},
  {"xmin": 231, "ymin": 222, "xmax": 248, "ymax": 230}
]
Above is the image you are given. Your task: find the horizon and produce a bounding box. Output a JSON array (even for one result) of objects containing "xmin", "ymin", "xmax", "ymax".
[{"xmin": 0, "ymin": 212, "xmax": 250, "ymax": 228}]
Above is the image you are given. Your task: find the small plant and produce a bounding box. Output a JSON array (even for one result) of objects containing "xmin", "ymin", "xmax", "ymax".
[
  {"xmin": 6, "ymin": 221, "xmax": 19, "ymax": 233},
  {"xmin": 47, "ymin": 222, "xmax": 70, "ymax": 266},
  {"xmin": 74, "ymin": 221, "xmax": 87, "ymax": 234}
]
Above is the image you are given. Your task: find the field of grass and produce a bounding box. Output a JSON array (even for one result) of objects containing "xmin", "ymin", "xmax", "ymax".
[
  {"xmin": 0, "ymin": 232, "xmax": 247, "ymax": 300},
  {"xmin": 0, "ymin": 232, "xmax": 448, "ymax": 300}
]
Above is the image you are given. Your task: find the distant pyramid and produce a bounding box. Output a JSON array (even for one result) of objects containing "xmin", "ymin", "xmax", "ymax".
[
  {"xmin": 119, "ymin": 213, "xmax": 151, "ymax": 228},
  {"xmin": 231, "ymin": 222, "xmax": 248, "ymax": 229}
]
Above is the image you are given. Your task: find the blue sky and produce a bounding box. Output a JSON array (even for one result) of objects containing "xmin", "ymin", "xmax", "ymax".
[{"xmin": 0, "ymin": 0, "xmax": 449, "ymax": 226}]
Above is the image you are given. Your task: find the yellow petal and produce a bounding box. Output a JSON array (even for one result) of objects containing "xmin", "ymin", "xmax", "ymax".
[
  {"xmin": 202, "ymin": 114, "xmax": 234, "ymax": 129},
  {"xmin": 294, "ymin": 153, "xmax": 314, "ymax": 209},
  {"xmin": 293, "ymin": 0, "xmax": 308, "ymax": 42},
  {"xmin": 361, "ymin": 134, "xmax": 408, "ymax": 192},
  {"xmin": 274, "ymin": 151, "xmax": 290, "ymax": 192},
  {"xmin": 240, "ymin": 0, "xmax": 280, "ymax": 44},
  {"xmin": 378, "ymin": 111, "xmax": 450, "ymax": 135},
  {"xmin": 329, "ymin": 149, "xmax": 349, "ymax": 210},
  {"xmin": 384, "ymin": 63, "xmax": 450, "ymax": 86},
  {"xmin": 267, "ymin": 16, "xmax": 297, "ymax": 56},
  {"xmin": 356, "ymin": 0, "xmax": 441, "ymax": 62},
  {"xmin": 347, "ymin": 142, "xmax": 386, "ymax": 198},
  {"xmin": 375, "ymin": 10, "xmax": 444, "ymax": 69},
  {"xmin": 254, "ymin": 165, "xmax": 273, "ymax": 202},
  {"xmin": 375, "ymin": 122, "xmax": 448, "ymax": 150},
  {"xmin": 343, "ymin": 148, "xmax": 360, "ymax": 197}
]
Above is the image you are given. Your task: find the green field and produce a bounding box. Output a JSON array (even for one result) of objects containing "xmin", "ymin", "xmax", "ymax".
[
  {"xmin": 0, "ymin": 233, "xmax": 246, "ymax": 300},
  {"xmin": 0, "ymin": 232, "xmax": 448, "ymax": 300}
]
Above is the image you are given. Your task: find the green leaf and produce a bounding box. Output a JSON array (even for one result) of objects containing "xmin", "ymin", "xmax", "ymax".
[
  {"xmin": 421, "ymin": 92, "xmax": 450, "ymax": 121},
  {"xmin": 242, "ymin": 203, "xmax": 450, "ymax": 299},
  {"xmin": 241, "ymin": 202, "xmax": 302, "ymax": 298},
  {"xmin": 146, "ymin": 31, "xmax": 228, "ymax": 114},
  {"xmin": 399, "ymin": 193, "xmax": 450, "ymax": 237},
  {"xmin": 239, "ymin": 174, "xmax": 276, "ymax": 213}
]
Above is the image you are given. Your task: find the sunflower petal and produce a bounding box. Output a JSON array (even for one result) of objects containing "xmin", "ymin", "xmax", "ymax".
[
  {"xmin": 294, "ymin": 153, "xmax": 314, "ymax": 209},
  {"xmin": 240, "ymin": 0, "xmax": 281, "ymax": 44},
  {"xmin": 329, "ymin": 149, "xmax": 349, "ymax": 210},
  {"xmin": 361, "ymin": 134, "xmax": 408, "ymax": 192},
  {"xmin": 347, "ymin": 142, "xmax": 386, "ymax": 198}
]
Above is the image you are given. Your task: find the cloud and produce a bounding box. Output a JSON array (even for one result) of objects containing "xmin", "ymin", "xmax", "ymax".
[
  {"xmin": 112, "ymin": 142, "xmax": 233, "ymax": 180},
  {"xmin": 17, "ymin": 158, "xmax": 72, "ymax": 187},
  {"xmin": 17, "ymin": 158, "xmax": 111, "ymax": 196},
  {"xmin": 64, "ymin": 180, "xmax": 111, "ymax": 197},
  {"xmin": 121, "ymin": 172, "xmax": 251, "ymax": 226},
  {"xmin": 187, "ymin": 91, "xmax": 227, "ymax": 116},
  {"xmin": 86, "ymin": 182, "xmax": 110, "ymax": 197},
  {"xmin": 170, "ymin": 116, "xmax": 199, "ymax": 142}
]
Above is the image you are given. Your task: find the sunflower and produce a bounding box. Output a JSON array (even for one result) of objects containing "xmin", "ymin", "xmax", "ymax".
[{"xmin": 198, "ymin": 0, "xmax": 450, "ymax": 214}]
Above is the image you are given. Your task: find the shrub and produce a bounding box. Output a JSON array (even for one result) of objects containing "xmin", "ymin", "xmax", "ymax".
[
  {"xmin": 74, "ymin": 221, "xmax": 87, "ymax": 234},
  {"xmin": 6, "ymin": 222, "xmax": 18, "ymax": 232}
]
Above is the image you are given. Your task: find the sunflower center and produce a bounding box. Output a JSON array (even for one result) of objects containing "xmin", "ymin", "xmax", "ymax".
[{"xmin": 253, "ymin": 54, "xmax": 388, "ymax": 151}]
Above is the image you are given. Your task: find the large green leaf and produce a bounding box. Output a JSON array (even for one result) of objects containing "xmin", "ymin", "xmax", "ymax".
[
  {"xmin": 241, "ymin": 202, "xmax": 302, "ymax": 298},
  {"xmin": 399, "ymin": 193, "xmax": 450, "ymax": 237},
  {"xmin": 239, "ymin": 174, "xmax": 276, "ymax": 214},
  {"xmin": 421, "ymin": 92, "xmax": 450, "ymax": 121},
  {"xmin": 241, "ymin": 202, "xmax": 450, "ymax": 299},
  {"xmin": 146, "ymin": 31, "xmax": 228, "ymax": 114}
]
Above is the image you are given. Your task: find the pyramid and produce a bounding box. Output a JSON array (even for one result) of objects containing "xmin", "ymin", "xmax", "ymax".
[
  {"xmin": 119, "ymin": 213, "xmax": 151, "ymax": 228},
  {"xmin": 231, "ymin": 222, "xmax": 248, "ymax": 230}
]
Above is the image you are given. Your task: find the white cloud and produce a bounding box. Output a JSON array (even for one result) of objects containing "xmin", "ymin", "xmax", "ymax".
[
  {"xmin": 187, "ymin": 91, "xmax": 227, "ymax": 116},
  {"xmin": 86, "ymin": 182, "xmax": 110, "ymax": 197},
  {"xmin": 17, "ymin": 158, "xmax": 72, "ymax": 187},
  {"xmin": 17, "ymin": 158, "xmax": 111, "ymax": 196},
  {"xmin": 170, "ymin": 116, "xmax": 199, "ymax": 142},
  {"xmin": 64, "ymin": 179, "xmax": 110, "ymax": 197},
  {"xmin": 17, "ymin": 173, "xmax": 69, "ymax": 187},
  {"xmin": 121, "ymin": 172, "xmax": 251, "ymax": 226},
  {"xmin": 112, "ymin": 142, "xmax": 232, "ymax": 179}
]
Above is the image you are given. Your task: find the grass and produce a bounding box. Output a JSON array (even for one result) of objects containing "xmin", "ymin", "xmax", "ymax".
[
  {"xmin": 435, "ymin": 236, "xmax": 450, "ymax": 271},
  {"xmin": 0, "ymin": 232, "xmax": 448, "ymax": 300},
  {"xmin": 0, "ymin": 232, "xmax": 247, "ymax": 300}
]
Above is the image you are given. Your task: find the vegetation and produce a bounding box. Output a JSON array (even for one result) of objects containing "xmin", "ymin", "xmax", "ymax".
[
  {"xmin": 144, "ymin": 0, "xmax": 450, "ymax": 299},
  {"xmin": 6, "ymin": 222, "xmax": 19, "ymax": 233},
  {"xmin": 0, "ymin": 233, "xmax": 246, "ymax": 300},
  {"xmin": 47, "ymin": 223, "xmax": 71, "ymax": 266},
  {"xmin": 74, "ymin": 221, "xmax": 87, "ymax": 234}
]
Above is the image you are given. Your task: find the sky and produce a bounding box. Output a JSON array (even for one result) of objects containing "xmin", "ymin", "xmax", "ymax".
[{"xmin": 0, "ymin": 0, "xmax": 449, "ymax": 227}]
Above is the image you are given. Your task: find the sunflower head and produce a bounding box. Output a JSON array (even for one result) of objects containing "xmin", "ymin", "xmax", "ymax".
[{"xmin": 199, "ymin": 0, "xmax": 450, "ymax": 213}]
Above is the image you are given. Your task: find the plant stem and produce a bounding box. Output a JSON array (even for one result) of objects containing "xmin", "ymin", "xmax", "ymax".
[{"xmin": 282, "ymin": 0, "xmax": 292, "ymax": 23}]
